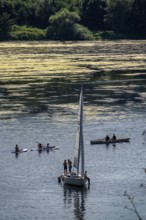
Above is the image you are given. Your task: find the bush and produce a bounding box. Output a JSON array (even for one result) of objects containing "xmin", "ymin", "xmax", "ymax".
[
  {"xmin": 94, "ymin": 31, "xmax": 125, "ymax": 40},
  {"xmin": 47, "ymin": 23, "xmax": 94, "ymax": 40},
  {"xmin": 10, "ymin": 25, "xmax": 47, "ymax": 40},
  {"xmin": 73, "ymin": 24, "xmax": 94, "ymax": 40},
  {"xmin": 46, "ymin": 8, "xmax": 94, "ymax": 41}
]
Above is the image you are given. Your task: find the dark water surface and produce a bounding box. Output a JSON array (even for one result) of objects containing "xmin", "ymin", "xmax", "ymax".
[{"xmin": 0, "ymin": 40, "xmax": 146, "ymax": 220}]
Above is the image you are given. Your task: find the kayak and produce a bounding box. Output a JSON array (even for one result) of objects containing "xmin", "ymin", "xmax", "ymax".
[
  {"xmin": 11, "ymin": 148, "xmax": 28, "ymax": 153},
  {"xmin": 90, "ymin": 138, "xmax": 130, "ymax": 145},
  {"xmin": 31, "ymin": 147, "xmax": 59, "ymax": 151}
]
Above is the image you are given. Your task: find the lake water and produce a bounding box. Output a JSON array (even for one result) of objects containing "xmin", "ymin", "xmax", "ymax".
[{"xmin": 0, "ymin": 40, "xmax": 146, "ymax": 220}]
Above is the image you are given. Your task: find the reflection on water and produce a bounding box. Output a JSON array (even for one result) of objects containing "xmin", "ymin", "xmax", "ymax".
[
  {"xmin": 0, "ymin": 40, "xmax": 146, "ymax": 122},
  {"xmin": 1, "ymin": 78, "xmax": 146, "ymax": 121},
  {"xmin": 14, "ymin": 152, "xmax": 19, "ymax": 159},
  {"xmin": 63, "ymin": 185, "xmax": 89, "ymax": 220}
]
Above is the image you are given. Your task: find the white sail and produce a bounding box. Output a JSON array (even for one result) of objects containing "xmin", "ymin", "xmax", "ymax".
[
  {"xmin": 73, "ymin": 87, "xmax": 84, "ymax": 176},
  {"xmin": 61, "ymin": 86, "xmax": 88, "ymax": 187},
  {"xmin": 73, "ymin": 124, "xmax": 80, "ymax": 170}
]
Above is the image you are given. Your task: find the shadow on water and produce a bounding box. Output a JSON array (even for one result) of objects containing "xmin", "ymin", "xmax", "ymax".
[
  {"xmin": 63, "ymin": 184, "xmax": 89, "ymax": 220},
  {"xmin": 0, "ymin": 76, "xmax": 146, "ymax": 120}
]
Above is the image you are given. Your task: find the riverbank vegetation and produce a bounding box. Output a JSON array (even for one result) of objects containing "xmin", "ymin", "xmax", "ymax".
[{"xmin": 0, "ymin": 0, "xmax": 146, "ymax": 41}]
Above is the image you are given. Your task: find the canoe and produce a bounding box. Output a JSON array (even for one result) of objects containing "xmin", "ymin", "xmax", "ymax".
[{"xmin": 90, "ymin": 138, "xmax": 130, "ymax": 145}]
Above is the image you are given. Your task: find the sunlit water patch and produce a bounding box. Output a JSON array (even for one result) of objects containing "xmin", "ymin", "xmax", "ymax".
[{"xmin": 0, "ymin": 46, "xmax": 146, "ymax": 120}]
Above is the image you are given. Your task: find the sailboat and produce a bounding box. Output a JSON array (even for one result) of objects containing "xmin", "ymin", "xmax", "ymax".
[{"xmin": 59, "ymin": 86, "xmax": 90, "ymax": 187}]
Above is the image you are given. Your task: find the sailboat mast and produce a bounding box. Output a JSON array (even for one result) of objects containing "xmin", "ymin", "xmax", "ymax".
[{"xmin": 80, "ymin": 86, "xmax": 85, "ymax": 177}]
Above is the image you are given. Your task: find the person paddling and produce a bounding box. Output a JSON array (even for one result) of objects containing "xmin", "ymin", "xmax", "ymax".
[
  {"xmin": 15, "ymin": 144, "xmax": 20, "ymax": 153},
  {"xmin": 112, "ymin": 134, "xmax": 116, "ymax": 141},
  {"xmin": 105, "ymin": 135, "xmax": 110, "ymax": 141},
  {"xmin": 46, "ymin": 143, "xmax": 50, "ymax": 151},
  {"xmin": 38, "ymin": 143, "xmax": 43, "ymax": 150}
]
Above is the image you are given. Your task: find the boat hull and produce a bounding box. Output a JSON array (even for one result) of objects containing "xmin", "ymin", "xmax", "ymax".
[
  {"xmin": 62, "ymin": 172, "xmax": 87, "ymax": 187},
  {"xmin": 63, "ymin": 175, "xmax": 87, "ymax": 186},
  {"xmin": 90, "ymin": 138, "xmax": 130, "ymax": 145}
]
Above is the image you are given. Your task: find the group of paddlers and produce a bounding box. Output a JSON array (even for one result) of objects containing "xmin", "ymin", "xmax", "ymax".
[
  {"xmin": 38, "ymin": 143, "xmax": 55, "ymax": 151},
  {"xmin": 14, "ymin": 143, "xmax": 55, "ymax": 153},
  {"xmin": 105, "ymin": 134, "xmax": 116, "ymax": 141}
]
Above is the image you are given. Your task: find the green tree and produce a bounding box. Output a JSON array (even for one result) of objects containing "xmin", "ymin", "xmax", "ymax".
[
  {"xmin": 34, "ymin": 0, "xmax": 56, "ymax": 28},
  {"xmin": 47, "ymin": 8, "xmax": 80, "ymax": 40},
  {"xmin": 105, "ymin": 0, "xmax": 133, "ymax": 34},
  {"xmin": 16, "ymin": 6, "xmax": 28, "ymax": 25},
  {"xmin": 81, "ymin": 0, "xmax": 106, "ymax": 31},
  {"xmin": 0, "ymin": 0, "xmax": 16, "ymax": 18},
  {"xmin": 0, "ymin": 12, "xmax": 14, "ymax": 40},
  {"xmin": 130, "ymin": 0, "xmax": 146, "ymax": 36}
]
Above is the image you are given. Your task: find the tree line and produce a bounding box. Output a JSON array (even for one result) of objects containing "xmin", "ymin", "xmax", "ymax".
[{"xmin": 0, "ymin": 0, "xmax": 146, "ymax": 41}]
